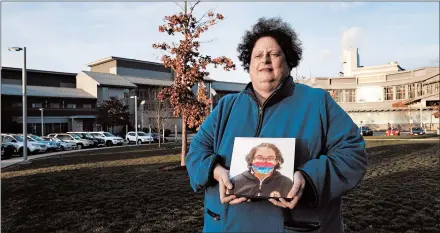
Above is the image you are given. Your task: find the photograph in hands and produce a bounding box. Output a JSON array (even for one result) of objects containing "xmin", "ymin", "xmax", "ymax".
[{"xmin": 228, "ymin": 137, "xmax": 296, "ymax": 201}]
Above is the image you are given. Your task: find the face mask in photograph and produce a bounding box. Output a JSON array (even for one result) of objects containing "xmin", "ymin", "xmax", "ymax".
[{"xmin": 252, "ymin": 161, "xmax": 276, "ymax": 174}]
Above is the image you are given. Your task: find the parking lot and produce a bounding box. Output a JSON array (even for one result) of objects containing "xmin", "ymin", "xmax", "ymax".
[{"xmin": 1, "ymin": 132, "xmax": 195, "ymax": 168}]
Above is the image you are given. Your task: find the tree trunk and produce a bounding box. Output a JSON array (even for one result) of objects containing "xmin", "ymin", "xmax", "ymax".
[
  {"xmin": 181, "ymin": 113, "xmax": 187, "ymax": 166},
  {"xmin": 158, "ymin": 101, "xmax": 161, "ymax": 148}
]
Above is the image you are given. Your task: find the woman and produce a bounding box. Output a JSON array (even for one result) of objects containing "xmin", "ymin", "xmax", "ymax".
[
  {"xmin": 185, "ymin": 17, "xmax": 367, "ymax": 233},
  {"xmin": 229, "ymin": 143, "xmax": 293, "ymax": 199}
]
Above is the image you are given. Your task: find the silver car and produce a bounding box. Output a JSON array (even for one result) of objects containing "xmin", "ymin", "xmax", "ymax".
[{"xmin": 28, "ymin": 135, "xmax": 60, "ymax": 151}]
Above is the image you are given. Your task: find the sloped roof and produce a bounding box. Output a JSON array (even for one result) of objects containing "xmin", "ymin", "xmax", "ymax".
[
  {"xmin": 121, "ymin": 75, "xmax": 174, "ymax": 86},
  {"xmin": 1, "ymin": 84, "xmax": 96, "ymax": 99},
  {"xmin": 82, "ymin": 71, "xmax": 137, "ymax": 88}
]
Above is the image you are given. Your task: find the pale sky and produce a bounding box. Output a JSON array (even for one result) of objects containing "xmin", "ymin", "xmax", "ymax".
[{"xmin": 2, "ymin": 2, "xmax": 439, "ymax": 83}]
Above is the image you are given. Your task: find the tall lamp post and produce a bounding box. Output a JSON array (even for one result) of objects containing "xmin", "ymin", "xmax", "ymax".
[
  {"xmin": 130, "ymin": 96, "xmax": 138, "ymax": 145},
  {"xmin": 8, "ymin": 46, "xmax": 29, "ymax": 162},
  {"xmin": 140, "ymin": 100, "xmax": 146, "ymax": 131},
  {"xmin": 39, "ymin": 108, "xmax": 44, "ymax": 136}
]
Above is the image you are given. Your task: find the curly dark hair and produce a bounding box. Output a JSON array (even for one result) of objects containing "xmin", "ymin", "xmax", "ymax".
[{"xmin": 237, "ymin": 17, "xmax": 303, "ymax": 72}]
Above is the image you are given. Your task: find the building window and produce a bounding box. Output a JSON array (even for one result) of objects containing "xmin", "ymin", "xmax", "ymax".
[
  {"xmin": 424, "ymin": 85, "xmax": 430, "ymax": 95},
  {"xmin": 416, "ymin": 83, "xmax": 423, "ymax": 96},
  {"xmin": 124, "ymin": 89, "xmax": 130, "ymax": 99},
  {"xmin": 435, "ymin": 83, "xmax": 439, "ymax": 94},
  {"xmin": 139, "ymin": 87, "xmax": 159, "ymax": 101},
  {"xmin": 12, "ymin": 102, "xmax": 22, "ymax": 108},
  {"xmin": 83, "ymin": 104, "xmax": 92, "ymax": 109},
  {"xmin": 66, "ymin": 104, "xmax": 76, "ymax": 109},
  {"xmin": 396, "ymin": 85, "xmax": 406, "ymax": 100},
  {"xmin": 32, "ymin": 103, "xmax": 43, "ymax": 108},
  {"xmin": 60, "ymin": 82, "xmax": 75, "ymax": 88},
  {"xmin": 101, "ymin": 87, "xmax": 109, "ymax": 100},
  {"xmin": 384, "ymin": 87, "xmax": 393, "ymax": 100},
  {"xmin": 332, "ymin": 90, "xmax": 343, "ymax": 103},
  {"xmin": 344, "ymin": 89, "xmax": 356, "ymax": 103},
  {"xmin": 49, "ymin": 102, "xmax": 60, "ymax": 108},
  {"xmin": 408, "ymin": 84, "xmax": 415, "ymax": 99},
  {"xmin": 2, "ymin": 78, "xmax": 21, "ymax": 85}
]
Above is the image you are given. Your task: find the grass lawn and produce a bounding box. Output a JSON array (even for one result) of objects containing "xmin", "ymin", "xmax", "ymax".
[{"xmin": 1, "ymin": 140, "xmax": 439, "ymax": 233}]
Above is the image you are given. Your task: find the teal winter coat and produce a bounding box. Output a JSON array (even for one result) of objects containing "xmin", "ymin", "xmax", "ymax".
[{"xmin": 185, "ymin": 76, "xmax": 367, "ymax": 233}]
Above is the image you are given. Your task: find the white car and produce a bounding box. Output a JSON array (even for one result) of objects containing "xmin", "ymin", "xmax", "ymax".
[
  {"xmin": 48, "ymin": 133, "xmax": 93, "ymax": 150},
  {"xmin": 126, "ymin": 131, "xmax": 154, "ymax": 144},
  {"xmin": 89, "ymin": 132, "xmax": 124, "ymax": 146},
  {"xmin": 44, "ymin": 137, "xmax": 77, "ymax": 151},
  {"xmin": 1, "ymin": 134, "xmax": 47, "ymax": 156}
]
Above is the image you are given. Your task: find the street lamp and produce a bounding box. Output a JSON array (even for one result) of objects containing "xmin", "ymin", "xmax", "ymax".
[
  {"xmin": 130, "ymin": 96, "xmax": 138, "ymax": 145},
  {"xmin": 8, "ymin": 46, "xmax": 29, "ymax": 162},
  {"xmin": 140, "ymin": 100, "xmax": 146, "ymax": 131},
  {"xmin": 39, "ymin": 108, "xmax": 44, "ymax": 136}
]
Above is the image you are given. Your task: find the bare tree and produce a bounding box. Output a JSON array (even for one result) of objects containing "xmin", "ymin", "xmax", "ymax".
[{"xmin": 142, "ymin": 87, "xmax": 175, "ymax": 147}]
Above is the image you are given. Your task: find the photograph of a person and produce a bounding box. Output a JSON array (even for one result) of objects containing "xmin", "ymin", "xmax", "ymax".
[{"xmin": 228, "ymin": 137, "xmax": 295, "ymax": 199}]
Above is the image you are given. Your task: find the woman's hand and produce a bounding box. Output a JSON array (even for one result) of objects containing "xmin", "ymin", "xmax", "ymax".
[
  {"xmin": 269, "ymin": 171, "xmax": 305, "ymax": 209},
  {"xmin": 213, "ymin": 164, "xmax": 248, "ymax": 205}
]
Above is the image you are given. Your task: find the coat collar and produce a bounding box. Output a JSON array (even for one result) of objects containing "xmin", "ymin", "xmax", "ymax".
[{"xmin": 243, "ymin": 75, "xmax": 295, "ymax": 108}]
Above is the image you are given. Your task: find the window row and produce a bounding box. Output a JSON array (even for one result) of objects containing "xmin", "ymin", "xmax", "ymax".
[
  {"xmin": 328, "ymin": 89, "xmax": 356, "ymax": 103},
  {"xmin": 11, "ymin": 102, "xmax": 93, "ymax": 109}
]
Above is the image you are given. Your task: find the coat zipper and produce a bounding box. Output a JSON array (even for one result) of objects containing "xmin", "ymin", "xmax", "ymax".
[{"xmin": 252, "ymin": 89, "xmax": 280, "ymax": 137}]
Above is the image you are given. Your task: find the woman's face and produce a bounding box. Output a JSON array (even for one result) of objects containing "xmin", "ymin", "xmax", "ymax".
[
  {"xmin": 249, "ymin": 36, "xmax": 290, "ymax": 96},
  {"xmin": 252, "ymin": 147, "xmax": 279, "ymax": 175}
]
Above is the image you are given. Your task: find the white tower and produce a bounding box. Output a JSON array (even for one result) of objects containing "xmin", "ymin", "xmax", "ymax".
[{"xmin": 341, "ymin": 47, "xmax": 360, "ymax": 77}]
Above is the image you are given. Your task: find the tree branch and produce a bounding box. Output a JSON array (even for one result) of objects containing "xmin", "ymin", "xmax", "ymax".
[
  {"xmin": 194, "ymin": 9, "xmax": 214, "ymax": 24},
  {"xmin": 173, "ymin": 2, "xmax": 185, "ymax": 12},
  {"xmin": 199, "ymin": 38, "xmax": 215, "ymax": 44},
  {"xmin": 189, "ymin": 1, "xmax": 201, "ymax": 15}
]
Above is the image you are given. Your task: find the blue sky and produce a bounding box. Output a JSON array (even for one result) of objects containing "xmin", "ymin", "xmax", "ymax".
[{"xmin": 2, "ymin": 2, "xmax": 439, "ymax": 83}]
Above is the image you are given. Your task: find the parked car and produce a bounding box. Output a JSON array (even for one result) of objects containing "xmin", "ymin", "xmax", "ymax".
[
  {"xmin": 89, "ymin": 132, "xmax": 124, "ymax": 146},
  {"xmin": 360, "ymin": 126, "xmax": 373, "ymax": 136},
  {"xmin": 411, "ymin": 127, "xmax": 425, "ymax": 135},
  {"xmin": 1, "ymin": 134, "xmax": 46, "ymax": 156},
  {"xmin": 386, "ymin": 127, "xmax": 400, "ymax": 136},
  {"xmin": 43, "ymin": 137, "xmax": 77, "ymax": 151},
  {"xmin": 27, "ymin": 134, "xmax": 60, "ymax": 152},
  {"xmin": 151, "ymin": 132, "xmax": 168, "ymax": 143},
  {"xmin": 126, "ymin": 131, "xmax": 154, "ymax": 144},
  {"xmin": 67, "ymin": 132, "xmax": 106, "ymax": 147},
  {"xmin": 48, "ymin": 133, "xmax": 93, "ymax": 150},
  {"xmin": 1, "ymin": 142, "xmax": 16, "ymax": 159}
]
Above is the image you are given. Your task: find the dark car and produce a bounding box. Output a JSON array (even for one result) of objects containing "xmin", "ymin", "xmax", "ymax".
[
  {"xmin": 67, "ymin": 132, "xmax": 105, "ymax": 147},
  {"xmin": 151, "ymin": 133, "xmax": 168, "ymax": 143},
  {"xmin": 411, "ymin": 127, "xmax": 425, "ymax": 135},
  {"xmin": 1, "ymin": 142, "xmax": 16, "ymax": 159},
  {"xmin": 360, "ymin": 126, "xmax": 373, "ymax": 136}
]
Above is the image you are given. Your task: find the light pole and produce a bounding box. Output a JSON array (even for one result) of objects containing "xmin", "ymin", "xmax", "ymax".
[
  {"xmin": 9, "ymin": 46, "xmax": 29, "ymax": 162},
  {"xmin": 39, "ymin": 108, "xmax": 44, "ymax": 136},
  {"xmin": 130, "ymin": 96, "xmax": 138, "ymax": 145},
  {"xmin": 140, "ymin": 100, "xmax": 146, "ymax": 131}
]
